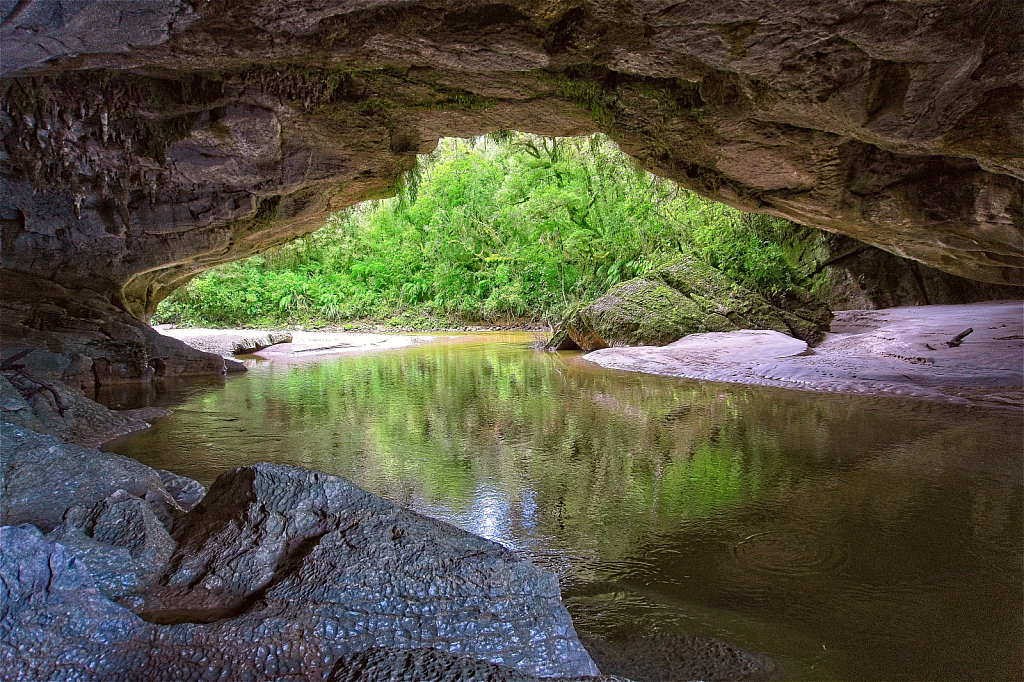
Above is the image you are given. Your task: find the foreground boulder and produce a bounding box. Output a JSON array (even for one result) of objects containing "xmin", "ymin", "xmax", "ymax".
[
  {"xmin": 0, "ymin": 446, "xmax": 604, "ymax": 680},
  {"xmin": 0, "ymin": 422, "xmax": 184, "ymax": 533},
  {"xmin": 552, "ymin": 256, "xmax": 832, "ymax": 351},
  {"xmin": 143, "ymin": 463, "xmax": 600, "ymax": 678}
]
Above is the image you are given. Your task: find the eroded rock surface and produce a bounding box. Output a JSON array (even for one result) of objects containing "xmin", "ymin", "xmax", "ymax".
[
  {"xmin": 555, "ymin": 255, "xmax": 832, "ymax": 351},
  {"xmin": 45, "ymin": 489, "xmax": 178, "ymax": 600},
  {"xmin": 0, "ymin": 422, "xmax": 183, "ymax": 532},
  {"xmin": 0, "ymin": 271, "xmax": 240, "ymax": 393},
  {"xmin": 145, "ymin": 463, "xmax": 599, "ymax": 677},
  {"xmin": 0, "ymin": 455, "xmax": 607, "ymax": 681},
  {"xmin": 232, "ymin": 331, "xmax": 294, "ymax": 354},
  {"xmin": 777, "ymin": 226, "xmax": 1024, "ymax": 311},
  {"xmin": 0, "ymin": 0, "xmax": 1020, "ymax": 345}
]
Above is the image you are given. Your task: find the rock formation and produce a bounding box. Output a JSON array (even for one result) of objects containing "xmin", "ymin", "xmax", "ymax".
[
  {"xmin": 550, "ymin": 255, "xmax": 832, "ymax": 351},
  {"xmin": 0, "ymin": 0, "xmax": 1020, "ymax": 356},
  {"xmin": 1, "ymin": 451, "xmax": 608, "ymax": 680},
  {"xmin": 776, "ymin": 226, "xmax": 1024, "ymax": 310}
]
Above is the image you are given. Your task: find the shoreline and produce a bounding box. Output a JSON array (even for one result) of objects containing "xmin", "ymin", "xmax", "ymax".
[
  {"xmin": 157, "ymin": 301, "xmax": 1023, "ymax": 410},
  {"xmin": 156, "ymin": 328, "xmax": 438, "ymax": 361},
  {"xmin": 581, "ymin": 300, "xmax": 1023, "ymax": 410}
]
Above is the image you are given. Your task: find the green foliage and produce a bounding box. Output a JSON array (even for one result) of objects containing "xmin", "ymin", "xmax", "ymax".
[{"xmin": 155, "ymin": 133, "xmax": 806, "ymax": 328}]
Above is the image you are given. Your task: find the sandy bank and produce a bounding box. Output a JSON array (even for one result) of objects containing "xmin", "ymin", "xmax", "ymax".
[
  {"xmin": 583, "ymin": 300, "xmax": 1023, "ymax": 409},
  {"xmin": 157, "ymin": 328, "xmax": 434, "ymax": 361}
]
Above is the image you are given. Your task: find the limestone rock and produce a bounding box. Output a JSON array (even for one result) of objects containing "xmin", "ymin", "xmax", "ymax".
[
  {"xmin": 1, "ymin": 371, "xmax": 155, "ymax": 447},
  {"xmin": 560, "ymin": 256, "xmax": 831, "ymax": 351},
  {"xmin": 0, "ymin": 271, "xmax": 237, "ymax": 393},
  {"xmin": 0, "ymin": 455, "xmax": 603, "ymax": 680},
  {"xmin": 157, "ymin": 469, "xmax": 207, "ymax": 511},
  {"xmin": 0, "ymin": 525, "xmax": 153, "ymax": 682},
  {"xmin": 146, "ymin": 462, "xmax": 600, "ymax": 678},
  {"xmin": 326, "ymin": 648, "xmax": 626, "ymax": 682},
  {"xmin": 46, "ymin": 489, "xmax": 178, "ymax": 599},
  {"xmin": 568, "ymin": 278, "xmax": 737, "ymax": 352},
  {"xmin": 0, "ymin": 0, "xmax": 1019, "ymax": 350},
  {"xmin": 777, "ymin": 226, "xmax": 1024, "ymax": 311},
  {"xmin": 232, "ymin": 331, "xmax": 293, "ymax": 354},
  {"xmin": 0, "ymin": 422, "xmax": 182, "ymax": 532}
]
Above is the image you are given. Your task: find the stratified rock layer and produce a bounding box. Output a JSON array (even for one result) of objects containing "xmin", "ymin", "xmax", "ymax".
[{"xmin": 0, "ymin": 0, "xmax": 1020, "ymax": 340}]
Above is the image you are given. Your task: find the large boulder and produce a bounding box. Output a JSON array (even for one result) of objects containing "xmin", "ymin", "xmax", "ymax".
[
  {"xmin": 0, "ymin": 459, "xmax": 606, "ymax": 681},
  {"xmin": 555, "ymin": 256, "xmax": 832, "ymax": 351},
  {"xmin": 144, "ymin": 462, "xmax": 600, "ymax": 678}
]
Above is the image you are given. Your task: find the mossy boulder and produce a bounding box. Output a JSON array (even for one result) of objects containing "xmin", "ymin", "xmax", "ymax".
[{"xmin": 552, "ymin": 255, "xmax": 832, "ymax": 352}]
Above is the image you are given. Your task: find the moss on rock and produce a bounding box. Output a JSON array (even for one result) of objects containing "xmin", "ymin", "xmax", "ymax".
[{"xmin": 559, "ymin": 255, "xmax": 833, "ymax": 351}]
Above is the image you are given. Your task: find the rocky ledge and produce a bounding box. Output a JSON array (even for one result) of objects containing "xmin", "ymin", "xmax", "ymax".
[{"xmin": 1, "ymin": 422, "xmax": 606, "ymax": 680}]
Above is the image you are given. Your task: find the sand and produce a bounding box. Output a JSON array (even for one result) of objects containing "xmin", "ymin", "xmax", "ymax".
[
  {"xmin": 582, "ymin": 300, "xmax": 1023, "ymax": 409},
  {"xmin": 158, "ymin": 328, "xmax": 434, "ymax": 362}
]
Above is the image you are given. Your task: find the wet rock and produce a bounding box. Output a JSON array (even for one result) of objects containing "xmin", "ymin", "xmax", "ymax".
[
  {"xmin": 157, "ymin": 469, "xmax": 207, "ymax": 511},
  {"xmin": 0, "ymin": 458, "xmax": 603, "ymax": 680},
  {"xmin": 0, "ymin": 371, "xmax": 158, "ymax": 447},
  {"xmin": 0, "ymin": 422, "xmax": 182, "ymax": 532},
  {"xmin": 560, "ymin": 256, "xmax": 832, "ymax": 351},
  {"xmin": 232, "ymin": 331, "xmax": 293, "ymax": 354},
  {"xmin": 46, "ymin": 489, "xmax": 178, "ymax": 599},
  {"xmin": 0, "ymin": 525, "xmax": 153, "ymax": 682},
  {"xmin": 326, "ymin": 647, "xmax": 626, "ymax": 682},
  {"xmin": 146, "ymin": 462, "xmax": 600, "ymax": 678}
]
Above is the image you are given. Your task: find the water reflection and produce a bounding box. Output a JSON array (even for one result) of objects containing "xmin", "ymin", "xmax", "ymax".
[{"xmin": 102, "ymin": 334, "xmax": 1023, "ymax": 681}]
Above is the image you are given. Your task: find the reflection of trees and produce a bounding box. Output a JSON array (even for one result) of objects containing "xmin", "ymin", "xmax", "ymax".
[
  {"xmin": 108, "ymin": 340, "xmax": 1022, "ymax": 681},
  {"xmin": 119, "ymin": 340, "xmax": 1012, "ymax": 576}
]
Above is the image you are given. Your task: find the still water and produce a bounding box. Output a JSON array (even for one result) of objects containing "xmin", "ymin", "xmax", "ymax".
[{"xmin": 101, "ymin": 334, "xmax": 1023, "ymax": 681}]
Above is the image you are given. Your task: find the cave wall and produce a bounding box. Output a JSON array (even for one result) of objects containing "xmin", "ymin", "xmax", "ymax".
[
  {"xmin": 1, "ymin": 0, "xmax": 1021, "ymax": 325},
  {"xmin": 778, "ymin": 226, "xmax": 1024, "ymax": 310}
]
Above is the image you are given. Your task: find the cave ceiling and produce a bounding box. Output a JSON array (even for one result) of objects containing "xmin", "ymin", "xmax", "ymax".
[{"xmin": 1, "ymin": 0, "xmax": 1021, "ymax": 317}]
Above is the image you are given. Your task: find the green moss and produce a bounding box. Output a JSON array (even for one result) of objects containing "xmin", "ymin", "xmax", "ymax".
[
  {"xmin": 635, "ymin": 78, "xmax": 705, "ymax": 118},
  {"xmin": 532, "ymin": 69, "xmax": 614, "ymax": 128},
  {"xmin": 579, "ymin": 278, "xmax": 736, "ymax": 347}
]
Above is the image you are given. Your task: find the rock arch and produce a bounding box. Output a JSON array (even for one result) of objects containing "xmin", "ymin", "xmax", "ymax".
[{"xmin": 1, "ymin": 0, "xmax": 1021, "ymax": 322}]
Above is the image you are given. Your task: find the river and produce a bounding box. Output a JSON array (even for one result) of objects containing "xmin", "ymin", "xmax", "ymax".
[{"xmin": 100, "ymin": 333, "xmax": 1023, "ymax": 681}]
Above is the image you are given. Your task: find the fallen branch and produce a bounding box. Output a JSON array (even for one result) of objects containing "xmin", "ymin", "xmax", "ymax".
[{"xmin": 945, "ymin": 328, "xmax": 973, "ymax": 348}]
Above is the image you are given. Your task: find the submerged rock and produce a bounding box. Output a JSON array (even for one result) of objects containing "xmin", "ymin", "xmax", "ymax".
[
  {"xmin": 554, "ymin": 256, "xmax": 832, "ymax": 351},
  {"xmin": 326, "ymin": 647, "xmax": 624, "ymax": 682}
]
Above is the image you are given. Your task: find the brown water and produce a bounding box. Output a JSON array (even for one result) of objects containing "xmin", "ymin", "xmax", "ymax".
[{"xmin": 101, "ymin": 333, "xmax": 1024, "ymax": 681}]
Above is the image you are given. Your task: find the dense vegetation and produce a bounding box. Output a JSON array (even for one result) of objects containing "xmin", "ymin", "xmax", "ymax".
[{"xmin": 155, "ymin": 133, "xmax": 805, "ymax": 329}]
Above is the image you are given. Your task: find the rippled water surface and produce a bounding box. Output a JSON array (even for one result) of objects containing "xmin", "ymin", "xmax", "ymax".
[{"xmin": 102, "ymin": 334, "xmax": 1023, "ymax": 681}]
